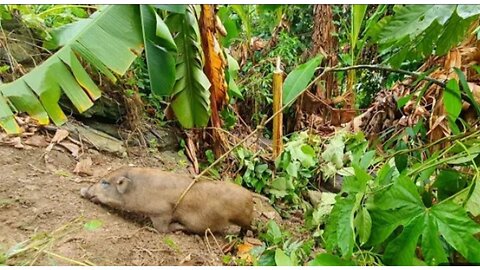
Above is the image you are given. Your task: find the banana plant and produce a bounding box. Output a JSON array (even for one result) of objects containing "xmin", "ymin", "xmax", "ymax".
[{"xmin": 0, "ymin": 4, "xmax": 212, "ymax": 133}]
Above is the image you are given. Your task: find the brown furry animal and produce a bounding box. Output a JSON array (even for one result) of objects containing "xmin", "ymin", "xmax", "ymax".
[{"xmin": 80, "ymin": 167, "xmax": 253, "ymax": 234}]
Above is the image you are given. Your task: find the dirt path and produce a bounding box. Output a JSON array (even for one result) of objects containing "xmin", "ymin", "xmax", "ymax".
[{"xmin": 0, "ymin": 144, "xmax": 230, "ymax": 266}]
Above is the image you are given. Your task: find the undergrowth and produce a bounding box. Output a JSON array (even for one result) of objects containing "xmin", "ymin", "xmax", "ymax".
[{"xmin": 224, "ymin": 128, "xmax": 480, "ymax": 266}]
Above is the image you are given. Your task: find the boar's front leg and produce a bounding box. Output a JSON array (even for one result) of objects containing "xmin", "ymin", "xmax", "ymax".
[
  {"xmin": 151, "ymin": 215, "xmax": 174, "ymax": 233},
  {"xmin": 168, "ymin": 222, "xmax": 186, "ymax": 232}
]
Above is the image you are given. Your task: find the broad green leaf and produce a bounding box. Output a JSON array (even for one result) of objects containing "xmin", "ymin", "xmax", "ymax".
[
  {"xmin": 354, "ymin": 207, "xmax": 372, "ymax": 245},
  {"xmin": 371, "ymin": 176, "xmax": 480, "ymax": 265},
  {"xmin": 454, "ymin": 67, "xmax": 480, "ymax": 115},
  {"xmin": 325, "ymin": 195, "xmax": 356, "ymax": 259},
  {"xmin": 282, "ymin": 56, "xmax": 323, "ymax": 106},
  {"xmin": 436, "ymin": 11, "xmax": 476, "ymax": 56},
  {"xmin": 57, "ymin": 47, "xmax": 101, "ymax": 101},
  {"xmin": 153, "ymin": 4, "xmax": 186, "ymax": 14},
  {"xmin": 0, "ymin": 80, "xmax": 49, "ymax": 125},
  {"xmin": 379, "ymin": 5, "xmax": 455, "ymax": 43},
  {"xmin": 266, "ymin": 220, "xmax": 283, "ymax": 245},
  {"xmin": 218, "ymin": 6, "xmax": 240, "ymax": 47},
  {"xmin": 360, "ymin": 150, "xmax": 376, "ymax": 169},
  {"xmin": 464, "ymin": 179, "xmax": 480, "ymax": 217},
  {"xmin": 374, "ymin": 175, "xmax": 423, "ymax": 212},
  {"xmin": 274, "ymin": 249, "xmax": 293, "ymax": 266},
  {"xmin": 308, "ymin": 253, "xmax": 356, "ymax": 266},
  {"xmin": 351, "ymin": 5, "xmax": 367, "ymax": 51},
  {"xmin": 456, "ymin": 5, "xmax": 480, "ymax": 18},
  {"xmin": 394, "ymin": 153, "xmax": 408, "ymax": 173},
  {"xmin": 362, "ymin": 5, "xmax": 387, "ymax": 38},
  {"xmin": 51, "ymin": 60, "xmax": 94, "ymax": 113},
  {"xmin": 383, "ymin": 214, "xmax": 424, "ymax": 265},
  {"xmin": 0, "ymin": 5, "xmax": 144, "ymax": 133},
  {"xmin": 140, "ymin": 5, "xmax": 176, "ymax": 96},
  {"xmin": 0, "ymin": 94, "xmax": 20, "ymax": 134},
  {"xmin": 168, "ymin": 7, "xmax": 211, "ymax": 128},
  {"xmin": 434, "ymin": 169, "xmax": 466, "ymax": 201},
  {"xmin": 343, "ymin": 165, "xmax": 370, "ymax": 194},
  {"xmin": 23, "ymin": 62, "xmax": 67, "ymax": 125},
  {"xmin": 432, "ymin": 202, "xmax": 480, "ymax": 263},
  {"xmin": 84, "ymin": 219, "xmax": 103, "ymax": 231},
  {"xmin": 422, "ymin": 214, "xmax": 449, "ymax": 265},
  {"xmin": 375, "ymin": 162, "xmax": 395, "ymax": 186},
  {"xmin": 231, "ymin": 5, "xmax": 251, "ymax": 45},
  {"xmin": 226, "ymin": 52, "xmax": 242, "ymax": 99}
]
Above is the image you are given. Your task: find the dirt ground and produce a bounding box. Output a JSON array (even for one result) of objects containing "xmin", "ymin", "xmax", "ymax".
[{"xmin": 0, "ymin": 142, "xmax": 264, "ymax": 266}]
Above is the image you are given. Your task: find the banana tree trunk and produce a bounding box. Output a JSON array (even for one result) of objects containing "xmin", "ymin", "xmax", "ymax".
[{"xmin": 199, "ymin": 4, "xmax": 228, "ymax": 158}]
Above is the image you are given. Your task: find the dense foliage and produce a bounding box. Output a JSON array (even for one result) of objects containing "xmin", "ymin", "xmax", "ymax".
[{"xmin": 1, "ymin": 4, "xmax": 480, "ymax": 266}]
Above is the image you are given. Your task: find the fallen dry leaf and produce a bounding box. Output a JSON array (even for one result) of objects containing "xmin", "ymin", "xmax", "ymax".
[
  {"xmin": 73, "ymin": 157, "xmax": 93, "ymax": 176},
  {"xmin": 51, "ymin": 129, "xmax": 69, "ymax": 144},
  {"xmin": 59, "ymin": 142, "xmax": 80, "ymax": 158},
  {"xmin": 24, "ymin": 135, "xmax": 49, "ymax": 148},
  {"xmin": 46, "ymin": 129, "xmax": 69, "ymax": 152},
  {"xmin": 237, "ymin": 243, "xmax": 254, "ymax": 264}
]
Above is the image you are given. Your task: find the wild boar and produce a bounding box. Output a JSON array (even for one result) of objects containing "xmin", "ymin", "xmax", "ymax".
[{"xmin": 80, "ymin": 167, "xmax": 253, "ymax": 234}]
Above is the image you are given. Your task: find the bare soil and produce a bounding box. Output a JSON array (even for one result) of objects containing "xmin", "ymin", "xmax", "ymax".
[{"xmin": 0, "ymin": 144, "xmax": 248, "ymax": 266}]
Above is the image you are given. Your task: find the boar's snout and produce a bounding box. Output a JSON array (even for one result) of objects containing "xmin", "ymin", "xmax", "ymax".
[{"xmin": 80, "ymin": 187, "xmax": 90, "ymax": 198}]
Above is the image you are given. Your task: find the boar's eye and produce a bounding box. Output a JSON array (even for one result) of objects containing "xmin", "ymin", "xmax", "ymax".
[{"xmin": 101, "ymin": 180, "xmax": 110, "ymax": 188}]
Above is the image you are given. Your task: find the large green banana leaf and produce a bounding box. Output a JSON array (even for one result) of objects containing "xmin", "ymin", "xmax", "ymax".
[
  {"xmin": 166, "ymin": 6, "xmax": 211, "ymax": 128},
  {"xmin": 0, "ymin": 5, "xmax": 143, "ymax": 134}
]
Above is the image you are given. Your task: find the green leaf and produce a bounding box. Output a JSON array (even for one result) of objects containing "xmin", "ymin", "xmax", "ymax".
[
  {"xmin": 394, "ymin": 154, "xmax": 408, "ymax": 173},
  {"xmin": 351, "ymin": 5, "xmax": 367, "ymax": 51},
  {"xmin": 454, "ymin": 67, "xmax": 480, "ymax": 115},
  {"xmin": 282, "ymin": 56, "xmax": 323, "ymax": 106},
  {"xmin": 432, "ymin": 202, "xmax": 480, "ymax": 263},
  {"xmin": 375, "ymin": 175, "xmax": 423, "ymax": 212},
  {"xmin": 371, "ymin": 175, "xmax": 480, "ymax": 265},
  {"xmin": 308, "ymin": 253, "xmax": 356, "ymax": 266},
  {"xmin": 383, "ymin": 214, "xmax": 425, "ymax": 265},
  {"xmin": 153, "ymin": 4, "xmax": 186, "ymax": 14},
  {"xmin": 355, "ymin": 207, "xmax": 372, "ymax": 245},
  {"xmin": 167, "ymin": 7, "xmax": 211, "ymax": 128},
  {"xmin": 0, "ymin": 5, "xmax": 144, "ymax": 133},
  {"xmin": 84, "ymin": 219, "xmax": 103, "ymax": 231},
  {"xmin": 274, "ymin": 249, "xmax": 293, "ymax": 266},
  {"xmin": 465, "ymin": 179, "xmax": 480, "ymax": 217},
  {"xmin": 436, "ymin": 11, "xmax": 476, "ymax": 56},
  {"xmin": 456, "ymin": 5, "xmax": 480, "ymax": 18},
  {"xmin": 140, "ymin": 5, "xmax": 176, "ymax": 96},
  {"xmin": 397, "ymin": 94, "xmax": 413, "ymax": 109},
  {"xmin": 0, "ymin": 80, "xmax": 49, "ymax": 125},
  {"xmin": 325, "ymin": 195, "xmax": 356, "ymax": 259},
  {"xmin": 265, "ymin": 220, "xmax": 283, "ymax": 245},
  {"xmin": 379, "ymin": 5, "xmax": 455, "ymax": 44},
  {"xmin": 218, "ymin": 6, "xmax": 240, "ymax": 47},
  {"xmin": 230, "ymin": 5, "xmax": 251, "ymax": 45},
  {"xmin": 421, "ymin": 214, "xmax": 449, "ymax": 265},
  {"xmin": 0, "ymin": 94, "xmax": 21, "ymax": 134},
  {"xmin": 434, "ymin": 169, "xmax": 467, "ymax": 201}
]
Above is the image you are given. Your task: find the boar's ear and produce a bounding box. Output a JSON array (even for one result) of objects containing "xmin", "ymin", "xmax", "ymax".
[{"xmin": 116, "ymin": 177, "xmax": 131, "ymax": 194}]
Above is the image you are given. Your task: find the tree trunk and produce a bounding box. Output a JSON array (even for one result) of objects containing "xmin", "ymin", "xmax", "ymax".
[
  {"xmin": 312, "ymin": 4, "xmax": 339, "ymax": 99},
  {"xmin": 199, "ymin": 4, "xmax": 228, "ymax": 158}
]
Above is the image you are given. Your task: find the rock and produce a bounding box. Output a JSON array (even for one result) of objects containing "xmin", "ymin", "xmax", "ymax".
[
  {"xmin": 146, "ymin": 127, "xmax": 179, "ymax": 151},
  {"xmin": 62, "ymin": 122, "xmax": 126, "ymax": 157},
  {"xmin": 307, "ymin": 190, "xmax": 323, "ymax": 206}
]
